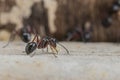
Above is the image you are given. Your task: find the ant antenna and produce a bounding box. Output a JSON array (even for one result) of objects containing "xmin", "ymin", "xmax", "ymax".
[
  {"xmin": 57, "ymin": 42, "xmax": 70, "ymax": 55},
  {"xmin": 3, "ymin": 33, "xmax": 15, "ymax": 48},
  {"xmin": 3, "ymin": 42, "xmax": 9, "ymax": 48}
]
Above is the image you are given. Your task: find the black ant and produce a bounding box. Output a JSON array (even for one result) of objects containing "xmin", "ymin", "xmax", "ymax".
[
  {"xmin": 25, "ymin": 34, "xmax": 69, "ymax": 57},
  {"xmin": 65, "ymin": 27, "xmax": 83, "ymax": 41},
  {"xmin": 65, "ymin": 21, "xmax": 93, "ymax": 42},
  {"xmin": 3, "ymin": 25, "xmax": 34, "ymax": 48},
  {"xmin": 101, "ymin": 16, "xmax": 112, "ymax": 28},
  {"xmin": 109, "ymin": 0, "xmax": 120, "ymax": 15}
]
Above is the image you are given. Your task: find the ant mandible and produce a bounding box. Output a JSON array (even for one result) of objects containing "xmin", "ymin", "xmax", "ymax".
[
  {"xmin": 3, "ymin": 25, "xmax": 33, "ymax": 48},
  {"xmin": 25, "ymin": 34, "xmax": 69, "ymax": 57}
]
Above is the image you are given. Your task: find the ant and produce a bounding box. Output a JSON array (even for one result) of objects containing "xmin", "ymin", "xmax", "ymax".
[
  {"xmin": 109, "ymin": 0, "xmax": 120, "ymax": 15},
  {"xmin": 65, "ymin": 27, "xmax": 83, "ymax": 41},
  {"xmin": 25, "ymin": 34, "xmax": 69, "ymax": 57},
  {"xmin": 3, "ymin": 25, "xmax": 34, "ymax": 48},
  {"xmin": 65, "ymin": 21, "xmax": 93, "ymax": 42}
]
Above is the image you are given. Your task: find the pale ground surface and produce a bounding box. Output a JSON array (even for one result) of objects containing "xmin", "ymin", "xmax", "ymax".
[{"xmin": 0, "ymin": 42, "xmax": 120, "ymax": 80}]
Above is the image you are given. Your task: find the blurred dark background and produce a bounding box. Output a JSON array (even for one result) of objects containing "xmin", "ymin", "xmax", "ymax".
[{"xmin": 0, "ymin": 0, "xmax": 120, "ymax": 42}]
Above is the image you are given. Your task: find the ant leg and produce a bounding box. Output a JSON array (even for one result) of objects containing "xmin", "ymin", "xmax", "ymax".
[
  {"xmin": 48, "ymin": 41, "xmax": 58, "ymax": 54},
  {"xmin": 50, "ymin": 46, "xmax": 57, "ymax": 57},
  {"xmin": 52, "ymin": 46, "xmax": 58, "ymax": 54},
  {"xmin": 32, "ymin": 35, "xmax": 37, "ymax": 42},
  {"xmin": 22, "ymin": 51, "xmax": 25, "ymax": 53},
  {"xmin": 30, "ymin": 52, "xmax": 36, "ymax": 57},
  {"xmin": 57, "ymin": 42, "xmax": 70, "ymax": 55},
  {"xmin": 47, "ymin": 46, "xmax": 48, "ymax": 52},
  {"xmin": 32, "ymin": 34, "xmax": 39, "ymax": 42},
  {"xmin": 42, "ymin": 48, "xmax": 44, "ymax": 52},
  {"xmin": 3, "ymin": 31, "xmax": 16, "ymax": 48}
]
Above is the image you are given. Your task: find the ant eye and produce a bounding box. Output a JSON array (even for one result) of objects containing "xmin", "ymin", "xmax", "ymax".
[
  {"xmin": 25, "ymin": 42, "xmax": 37, "ymax": 55},
  {"xmin": 21, "ymin": 33, "xmax": 31, "ymax": 43}
]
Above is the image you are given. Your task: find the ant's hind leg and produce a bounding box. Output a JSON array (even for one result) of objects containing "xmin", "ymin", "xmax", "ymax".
[
  {"xmin": 57, "ymin": 42, "xmax": 70, "ymax": 55},
  {"xmin": 47, "ymin": 46, "xmax": 49, "ymax": 52},
  {"xmin": 50, "ymin": 46, "xmax": 57, "ymax": 57},
  {"xmin": 53, "ymin": 47, "xmax": 58, "ymax": 54}
]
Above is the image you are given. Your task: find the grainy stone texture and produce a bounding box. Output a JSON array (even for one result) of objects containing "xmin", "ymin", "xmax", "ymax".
[{"xmin": 0, "ymin": 42, "xmax": 120, "ymax": 80}]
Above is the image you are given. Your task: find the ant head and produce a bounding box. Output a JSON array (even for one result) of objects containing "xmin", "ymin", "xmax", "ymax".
[
  {"xmin": 25, "ymin": 42, "xmax": 37, "ymax": 55},
  {"xmin": 21, "ymin": 32, "xmax": 31, "ymax": 43},
  {"xmin": 101, "ymin": 17, "xmax": 112, "ymax": 28}
]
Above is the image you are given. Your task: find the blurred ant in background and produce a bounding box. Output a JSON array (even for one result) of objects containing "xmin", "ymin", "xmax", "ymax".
[
  {"xmin": 65, "ymin": 27, "xmax": 83, "ymax": 41},
  {"xmin": 101, "ymin": 0, "xmax": 120, "ymax": 28},
  {"xmin": 101, "ymin": 16, "xmax": 112, "ymax": 28},
  {"xmin": 109, "ymin": 0, "xmax": 120, "ymax": 15},
  {"xmin": 65, "ymin": 21, "xmax": 93, "ymax": 42},
  {"xmin": 82, "ymin": 21, "xmax": 93, "ymax": 42},
  {"xmin": 25, "ymin": 34, "xmax": 69, "ymax": 57}
]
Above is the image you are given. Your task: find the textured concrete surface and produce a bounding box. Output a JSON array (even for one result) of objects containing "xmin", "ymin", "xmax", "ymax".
[{"xmin": 0, "ymin": 42, "xmax": 120, "ymax": 80}]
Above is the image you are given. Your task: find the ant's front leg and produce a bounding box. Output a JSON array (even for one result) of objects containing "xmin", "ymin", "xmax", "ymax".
[{"xmin": 32, "ymin": 34, "xmax": 39, "ymax": 43}]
